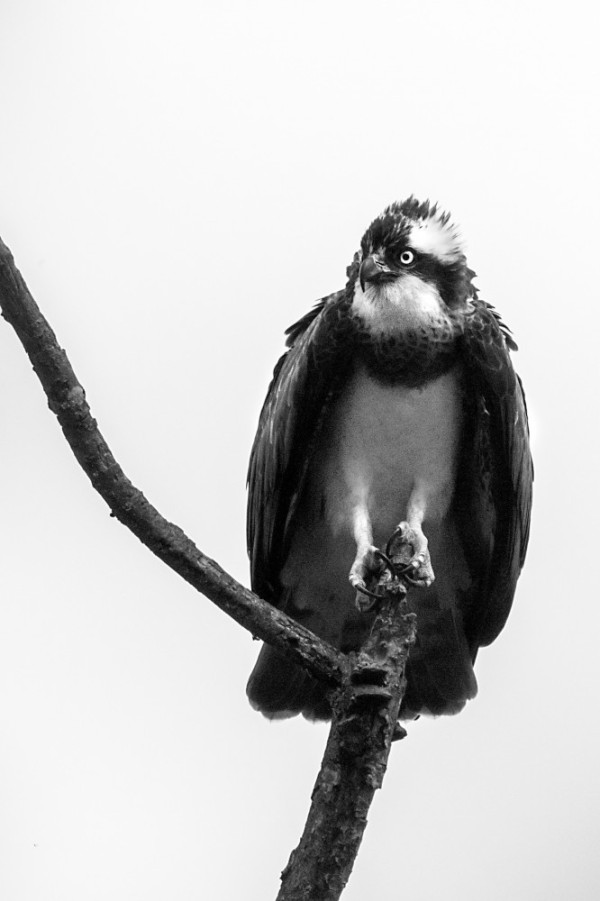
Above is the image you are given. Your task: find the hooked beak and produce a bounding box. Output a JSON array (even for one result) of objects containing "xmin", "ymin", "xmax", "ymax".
[{"xmin": 359, "ymin": 255, "xmax": 398, "ymax": 291}]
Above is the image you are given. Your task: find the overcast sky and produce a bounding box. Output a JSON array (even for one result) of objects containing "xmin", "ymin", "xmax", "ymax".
[{"xmin": 0, "ymin": 2, "xmax": 598, "ymax": 899}]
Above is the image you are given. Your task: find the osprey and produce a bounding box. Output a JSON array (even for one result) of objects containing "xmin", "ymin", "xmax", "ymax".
[{"xmin": 246, "ymin": 198, "xmax": 532, "ymax": 720}]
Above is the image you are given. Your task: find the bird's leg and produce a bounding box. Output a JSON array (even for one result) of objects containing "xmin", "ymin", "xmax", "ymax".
[
  {"xmin": 386, "ymin": 485, "xmax": 435, "ymax": 588},
  {"xmin": 348, "ymin": 504, "xmax": 392, "ymax": 612}
]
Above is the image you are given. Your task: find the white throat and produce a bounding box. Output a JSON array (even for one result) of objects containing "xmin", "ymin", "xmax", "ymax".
[{"xmin": 352, "ymin": 274, "xmax": 448, "ymax": 335}]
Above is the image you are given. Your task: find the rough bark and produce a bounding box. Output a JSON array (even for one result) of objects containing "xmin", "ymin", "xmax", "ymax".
[
  {"xmin": 277, "ymin": 552, "xmax": 416, "ymax": 901},
  {"xmin": 0, "ymin": 235, "xmax": 416, "ymax": 901},
  {"xmin": 0, "ymin": 236, "xmax": 344, "ymax": 688}
]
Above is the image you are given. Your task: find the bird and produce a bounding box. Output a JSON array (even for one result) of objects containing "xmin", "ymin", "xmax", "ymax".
[{"xmin": 246, "ymin": 197, "xmax": 532, "ymax": 721}]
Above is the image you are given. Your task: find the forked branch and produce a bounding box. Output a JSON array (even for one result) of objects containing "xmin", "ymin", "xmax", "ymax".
[
  {"xmin": 278, "ymin": 566, "xmax": 416, "ymax": 901},
  {"xmin": 0, "ymin": 236, "xmax": 416, "ymax": 901}
]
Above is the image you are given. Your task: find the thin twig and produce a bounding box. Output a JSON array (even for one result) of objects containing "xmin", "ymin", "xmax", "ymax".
[{"xmin": 0, "ymin": 236, "xmax": 345, "ymax": 688}]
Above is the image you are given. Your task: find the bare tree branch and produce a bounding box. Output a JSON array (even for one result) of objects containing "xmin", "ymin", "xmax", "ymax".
[
  {"xmin": 277, "ymin": 547, "xmax": 416, "ymax": 901},
  {"xmin": 0, "ymin": 236, "xmax": 345, "ymax": 688},
  {"xmin": 0, "ymin": 235, "xmax": 416, "ymax": 901}
]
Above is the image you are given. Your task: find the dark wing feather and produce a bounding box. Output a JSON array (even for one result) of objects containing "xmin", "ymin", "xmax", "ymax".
[
  {"xmin": 458, "ymin": 299, "xmax": 533, "ymax": 651},
  {"xmin": 247, "ymin": 289, "xmax": 353, "ymax": 602}
]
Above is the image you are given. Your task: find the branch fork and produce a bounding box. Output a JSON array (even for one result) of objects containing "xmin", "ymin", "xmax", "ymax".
[
  {"xmin": 279, "ymin": 572, "xmax": 416, "ymax": 901},
  {"xmin": 0, "ymin": 236, "xmax": 418, "ymax": 901}
]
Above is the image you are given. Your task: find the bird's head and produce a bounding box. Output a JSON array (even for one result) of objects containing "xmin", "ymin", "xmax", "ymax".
[{"xmin": 347, "ymin": 198, "xmax": 476, "ymax": 334}]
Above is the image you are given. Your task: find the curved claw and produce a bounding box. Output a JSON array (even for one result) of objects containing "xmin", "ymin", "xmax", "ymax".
[
  {"xmin": 402, "ymin": 572, "xmax": 428, "ymax": 587},
  {"xmin": 353, "ymin": 581, "xmax": 382, "ymax": 601},
  {"xmin": 351, "ymin": 548, "xmax": 397, "ymax": 599},
  {"xmin": 385, "ymin": 525, "xmax": 408, "ymax": 559},
  {"xmin": 385, "ymin": 523, "xmax": 434, "ymax": 587},
  {"xmin": 394, "ymin": 557, "xmax": 422, "ymax": 576},
  {"xmin": 371, "ymin": 548, "xmax": 396, "ymax": 578},
  {"xmin": 350, "ymin": 541, "xmax": 411, "ymax": 612}
]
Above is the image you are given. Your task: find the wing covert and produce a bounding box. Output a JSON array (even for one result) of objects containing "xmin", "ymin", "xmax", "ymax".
[
  {"xmin": 247, "ymin": 289, "xmax": 353, "ymax": 602},
  {"xmin": 458, "ymin": 299, "xmax": 533, "ymax": 649}
]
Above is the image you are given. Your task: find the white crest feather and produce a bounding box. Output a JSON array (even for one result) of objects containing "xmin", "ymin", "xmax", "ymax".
[{"xmin": 408, "ymin": 214, "xmax": 463, "ymax": 263}]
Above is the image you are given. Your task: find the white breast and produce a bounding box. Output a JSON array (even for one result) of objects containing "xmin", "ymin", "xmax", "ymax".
[{"xmin": 314, "ymin": 364, "xmax": 464, "ymax": 545}]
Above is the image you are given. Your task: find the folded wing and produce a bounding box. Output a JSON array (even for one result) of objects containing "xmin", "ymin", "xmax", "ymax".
[{"xmin": 457, "ymin": 299, "xmax": 533, "ymax": 653}]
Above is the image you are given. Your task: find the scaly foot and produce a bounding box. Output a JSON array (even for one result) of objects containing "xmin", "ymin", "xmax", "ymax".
[
  {"xmin": 349, "ymin": 546, "xmax": 395, "ymax": 612},
  {"xmin": 386, "ymin": 522, "xmax": 434, "ymax": 587}
]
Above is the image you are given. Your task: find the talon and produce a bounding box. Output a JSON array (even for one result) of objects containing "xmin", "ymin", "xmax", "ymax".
[
  {"xmin": 386, "ymin": 522, "xmax": 435, "ymax": 587},
  {"xmin": 372, "ymin": 548, "xmax": 396, "ymax": 578},
  {"xmin": 394, "ymin": 556, "xmax": 423, "ymax": 575},
  {"xmin": 385, "ymin": 524, "xmax": 408, "ymax": 559},
  {"xmin": 403, "ymin": 573, "xmax": 428, "ymax": 587},
  {"xmin": 353, "ymin": 582, "xmax": 381, "ymax": 601},
  {"xmin": 349, "ymin": 544, "xmax": 394, "ymax": 612}
]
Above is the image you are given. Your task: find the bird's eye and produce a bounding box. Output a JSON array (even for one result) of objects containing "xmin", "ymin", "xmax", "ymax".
[{"xmin": 399, "ymin": 249, "xmax": 416, "ymax": 266}]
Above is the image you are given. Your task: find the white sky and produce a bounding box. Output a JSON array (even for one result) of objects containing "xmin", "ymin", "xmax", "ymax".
[{"xmin": 0, "ymin": 2, "xmax": 598, "ymax": 899}]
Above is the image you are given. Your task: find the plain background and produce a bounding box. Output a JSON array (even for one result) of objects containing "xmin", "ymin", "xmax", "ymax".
[{"xmin": 0, "ymin": 2, "xmax": 598, "ymax": 899}]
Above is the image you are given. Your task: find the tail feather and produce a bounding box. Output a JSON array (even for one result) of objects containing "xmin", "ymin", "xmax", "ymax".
[
  {"xmin": 401, "ymin": 603, "xmax": 478, "ymax": 718},
  {"xmin": 248, "ymin": 571, "xmax": 478, "ymax": 721},
  {"xmin": 246, "ymin": 644, "xmax": 331, "ymax": 720}
]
